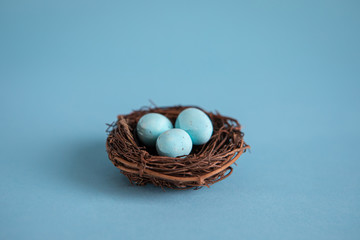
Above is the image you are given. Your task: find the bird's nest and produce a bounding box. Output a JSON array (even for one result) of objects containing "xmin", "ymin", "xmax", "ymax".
[{"xmin": 106, "ymin": 105, "xmax": 250, "ymax": 190}]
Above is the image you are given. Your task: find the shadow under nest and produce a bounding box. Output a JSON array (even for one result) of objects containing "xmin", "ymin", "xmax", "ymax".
[{"xmin": 106, "ymin": 105, "xmax": 250, "ymax": 190}]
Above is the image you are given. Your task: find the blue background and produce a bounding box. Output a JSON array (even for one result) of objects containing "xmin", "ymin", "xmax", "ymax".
[{"xmin": 1, "ymin": 1, "xmax": 359, "ymax": 239}]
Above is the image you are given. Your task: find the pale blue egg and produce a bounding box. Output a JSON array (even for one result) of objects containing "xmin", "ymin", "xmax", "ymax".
[
  {"xmin": 175, "ymin": 108, "xmax": 213, "ymax": 145},
  {"xmin": 156, "ymin": 129, "xmax": 192, "ymax": 157},
  {"xmin": 136, "ymin": 113, "xmax": 173, "ymax": 147}
]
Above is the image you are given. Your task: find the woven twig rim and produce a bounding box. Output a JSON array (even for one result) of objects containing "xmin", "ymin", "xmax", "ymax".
[{"xmin": 106, "ymin": 105, "xmax": 250, "ymax": 189}]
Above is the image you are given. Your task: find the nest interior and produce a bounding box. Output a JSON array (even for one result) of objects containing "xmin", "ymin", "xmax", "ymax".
[{"xmin": 106, "ymin": 105, "xmax": 249, "ymax": 189}]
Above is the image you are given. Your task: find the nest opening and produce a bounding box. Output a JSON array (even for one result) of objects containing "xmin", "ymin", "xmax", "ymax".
[{"xmin": 106, "ymin": 106, "xmax": 249, "ymax": 190}]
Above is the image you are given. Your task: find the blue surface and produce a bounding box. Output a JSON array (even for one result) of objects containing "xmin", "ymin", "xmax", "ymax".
[{"xmin": 1, "ymin": 1, "xmax": 360, "ymax": 239}]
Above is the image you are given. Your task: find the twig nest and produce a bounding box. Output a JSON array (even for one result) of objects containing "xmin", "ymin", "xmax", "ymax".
[{"xmin": 106, "ymin": 105, "xmax": 250, "ymax": 190}]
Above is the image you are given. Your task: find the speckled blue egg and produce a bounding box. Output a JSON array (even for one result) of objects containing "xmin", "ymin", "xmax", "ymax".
[
  {"xmin": 136, "ymin": 113, "xmax": 173, "ymax": 147},
  {"xmin": 156, "ymin": 129, "xmax": 192, "ymax": 158},
  {"xmin": 175, "ymin": 108, "xmax": 213, "ymax": 145}
]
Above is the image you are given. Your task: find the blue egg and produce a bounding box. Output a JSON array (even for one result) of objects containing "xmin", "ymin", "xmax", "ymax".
[
  {"xmin": 156, "ymin": 129, "xmax": 192, "ymax": 158},
  {"xmin": 175, "ymin": 108, "xmax": 213, "ymax": 145},
  {"xmin": 136, "ymin": 113, "xmax": 173, "ymax": 147}
]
